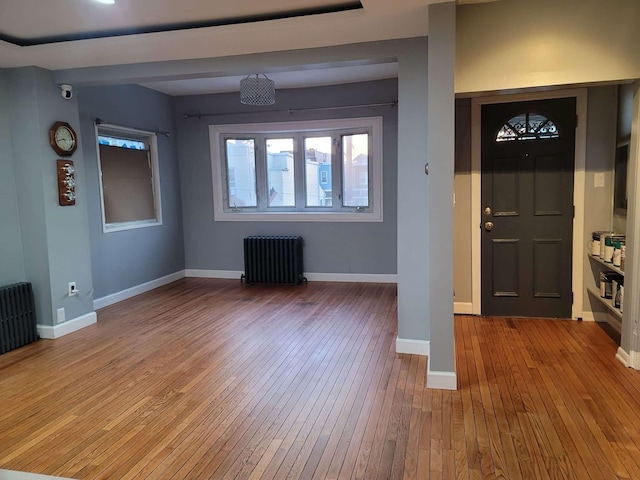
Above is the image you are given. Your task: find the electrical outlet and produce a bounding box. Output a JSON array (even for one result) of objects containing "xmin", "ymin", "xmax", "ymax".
[
  {"xmin": 68, "ymin": 282, "xmax": 77, "ymax": 297},
  {"xmin": 57, "ymin": 308, "xmax": 65, "ymax": 324}
]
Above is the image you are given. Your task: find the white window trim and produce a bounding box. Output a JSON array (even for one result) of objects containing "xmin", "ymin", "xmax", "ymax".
[
  {"xmin": 95, "ymin": 123, "xmax": 163, "ymax": 233},
  {"xmin": 209, "ymin": 117, "xmax": 383, "ymax": 222}
]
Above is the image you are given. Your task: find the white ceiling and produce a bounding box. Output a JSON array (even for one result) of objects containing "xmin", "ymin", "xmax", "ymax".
[
  {"xmin": 140, "ymin": 63, "xmax": 399, "ymax": 96},
  {"xmin": 0, "ymin": 0, "xmax": 492, "ymax": 95}
]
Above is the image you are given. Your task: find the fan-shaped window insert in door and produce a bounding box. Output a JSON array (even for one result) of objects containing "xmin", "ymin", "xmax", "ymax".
[{"xmin": 496, "ymin": 112, "xmax": 559, "ymax": 142}]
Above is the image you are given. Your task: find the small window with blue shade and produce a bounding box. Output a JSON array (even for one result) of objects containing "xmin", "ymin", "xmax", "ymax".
[{"xmin": 98, "ymin": 135, "xmax": 147, "ymax": 150}]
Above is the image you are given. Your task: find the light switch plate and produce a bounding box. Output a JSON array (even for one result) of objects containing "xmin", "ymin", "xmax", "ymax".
[{"xmin": 594, "ymin": 172, "xmax": 605, "ymax": 188}]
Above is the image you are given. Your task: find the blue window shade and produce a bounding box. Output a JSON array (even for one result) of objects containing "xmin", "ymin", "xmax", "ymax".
[{"xmin": 98, "ymin": 135, "xmax": 147, "ymax": 150}]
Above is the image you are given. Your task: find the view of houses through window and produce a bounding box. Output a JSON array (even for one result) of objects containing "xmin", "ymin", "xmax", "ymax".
[
  {"xmin": 211, "ymin": 117, "xmax": 382, "ymax": 221},
  {"xmin": 222, "ymin": 129, "xmax": 371, "ymax": 212},
  {"xmin": 305, "ymin": 136, "xmax": 332, "ymax": 207}
]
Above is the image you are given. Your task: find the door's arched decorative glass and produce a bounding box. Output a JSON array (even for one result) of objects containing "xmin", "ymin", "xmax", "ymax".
[{"xmin": 496, "ymin": 112, "xmax": 559, "ymax": 142}]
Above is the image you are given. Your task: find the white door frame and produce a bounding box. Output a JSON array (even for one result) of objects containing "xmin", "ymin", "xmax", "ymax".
[
  {"xmin": 470, "ymin": 88, "xmax": 588, "ymax": 319},
  {"xmin": 617, "ymin": 80, "xmax": 640, "ymax": 369}
]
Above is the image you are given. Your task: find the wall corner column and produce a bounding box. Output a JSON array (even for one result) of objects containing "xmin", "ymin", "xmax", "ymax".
[
  {"xmin": 397, "ymin": 36, "xmax": 431, "ymax": 355},
  {"xmin": 620, "ymin": 80, "xmax": 640, "ymax": 369},
  {"xmin": 426, "ymin": 1, "xmax": 457, "ymax": 390}
]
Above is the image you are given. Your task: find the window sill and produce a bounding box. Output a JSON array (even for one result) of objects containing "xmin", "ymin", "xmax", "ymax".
[
  {"xmin": 103, "ymin": 219, "xmax": 162, "ymax": 233},
  {"xmin": 214, "ymin": 211, "xmax": 382, "ymax": 222}
]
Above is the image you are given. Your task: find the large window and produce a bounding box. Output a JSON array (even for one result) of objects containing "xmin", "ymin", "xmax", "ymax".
[
  {"xmin": 210, "ymin": 117, "xmax": 383, "ymax": 222},
  {"xmin": 96, "ymin": 124, "xmax": 162, "ymax": 232}
]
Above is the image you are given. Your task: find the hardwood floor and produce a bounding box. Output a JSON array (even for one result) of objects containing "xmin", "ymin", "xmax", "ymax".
[{"xmin": 1, "ymin": 279, "xmax": 639, "ymax": 479}]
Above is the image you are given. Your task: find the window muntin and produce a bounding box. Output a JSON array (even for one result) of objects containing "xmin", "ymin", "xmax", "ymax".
[
  {"xmin": 96, "ymin": 125, "xmax": 162, "ymax": 233},
  {"xmin": 211, "ymin": 117, "xmax": 382, "ymax": 222},
  {"xmin": 496, "ymin": 112, "xmax": 559, "ymax": 142}
]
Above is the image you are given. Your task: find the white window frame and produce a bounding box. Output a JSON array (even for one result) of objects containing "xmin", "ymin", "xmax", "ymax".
[
  {"xmin": 210, "ymin": 117, "xmax": 383, "ymax": 222},
  {"xmin": 95, "ymin": 123, "xmax": 163, "ymax": 233}
]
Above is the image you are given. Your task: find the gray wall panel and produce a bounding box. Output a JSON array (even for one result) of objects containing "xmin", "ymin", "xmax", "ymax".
[
  {"xmin": 583, "ymin": 86, "xmax": 618, "ymax": 312},
  {"xmin": 77, "ymin": 84, "xmax": 185, "ymax": 298},
  {"xmin": 0, "ymin": 70, "xmax": 26, "ymax": 287},
  {"xmin": 6, "ymin": 68, "xmax": 55, "ymax": 326},
  {"xmin": 6, "ymin": 67, "xmax": 94, "ymax": 326},
  {"xmin": 174, "ymin": 79, "xmax": 398, "ymax": 275},
  {"xmin": 427, "ymin": 2, "xmax": 456, "ymax": 374}
]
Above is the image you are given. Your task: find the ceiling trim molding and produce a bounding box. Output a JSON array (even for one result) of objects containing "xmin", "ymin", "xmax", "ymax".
[
  {"xmin": 0, "ymin": 1, "xmax": 362, "ymax": 47},
  {"xmin": 52, "ymin": 37, "xmax": 420, "ymax": 87}
]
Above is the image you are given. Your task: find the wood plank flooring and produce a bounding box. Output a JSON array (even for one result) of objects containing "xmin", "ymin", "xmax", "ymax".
[{"xmin": 1, "ymin": 279, "xmax": 639, "ymax": 479}]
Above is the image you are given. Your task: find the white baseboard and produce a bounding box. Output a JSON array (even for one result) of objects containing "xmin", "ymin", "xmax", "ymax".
[
  {"xmin": 93, "ymin": 270, "xmax": 186, "ymax": 310},
  {"xmin": 37, "ymin": 311, "xmax": 97, "ymax": 339},
  {"xmin": 454, "ymin": 302, "xmax": 473, "ymax": 314},
  {"xmin": 395, "ymin": 337, "xmax": 430, "ymax": 356},
  {"xmin": 305, "ymin": 272, "xmax": 397, "ymax": 283},
  {"xmin": 616, "ymin": 347, "xmax": 630, "ymax": 367},
  {"xmin": 185, "ymin": 270, "xmax": 397, "ymax": 283},
  {"xmin": 185, "ymin": 269, "xmax": 243, "ymax": 279},
  {"xmin": 427, "ymin": 369, "xmax": 457, "ymax": 390},
  {"xmin": 581, "ymin": 311, "xmax": 596, "ymax": 322},
  {"xmin": 630, "ymin": 351, "xmax": 640, "ymax": 370}
]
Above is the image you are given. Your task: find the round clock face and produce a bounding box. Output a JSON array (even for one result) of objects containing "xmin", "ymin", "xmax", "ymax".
[
  {"xmin": 49, "ymin": 121, "xmax": 77, "ymax": 156},
  {"xmin": 55, "ymin": 126, "xmax": 75, "ymax": 152}
]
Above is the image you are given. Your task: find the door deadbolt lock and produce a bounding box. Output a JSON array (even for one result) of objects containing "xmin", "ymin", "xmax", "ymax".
[
  {"xmin": 484, "ymin": 221, "xmax": 494, "ymax": 231},
  {"xmin": 484, "ymin": 206, "xmax": 492, "ymax": 216}
]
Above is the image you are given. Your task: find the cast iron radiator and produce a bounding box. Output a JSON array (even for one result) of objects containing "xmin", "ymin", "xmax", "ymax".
[
  {"xmin": 242, "ymin": 236, "xmax": 307, "ymax": 285},
  {"xmin": 0, "ymin": 282, "xmax": 39, "ymax": 355}
]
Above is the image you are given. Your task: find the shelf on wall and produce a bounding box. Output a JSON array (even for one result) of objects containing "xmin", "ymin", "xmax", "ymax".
[
  {"xmin": 586, "ymin": 286, "xmax": 622, "ymax": 320},
  {"xmin": 588, "ymin": 254, "xmax": 625, "ymax": 277}
]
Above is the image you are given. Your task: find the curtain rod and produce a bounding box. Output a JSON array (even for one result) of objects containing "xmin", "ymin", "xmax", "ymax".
[
  {"xmin": 94, "ymin": 118, "xmax": 171, "ymax": 138},
  {"xmin": 183, "ymin": 101, "xmax": 398, "ymax": 120}
]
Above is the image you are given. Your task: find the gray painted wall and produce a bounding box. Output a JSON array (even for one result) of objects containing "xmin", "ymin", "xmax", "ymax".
[
  {"xmin": 612, "ymin": 83, "xmax": 634, "ymax": 234},
  {"xmin": 583, "ymin": 86, "xmax": 619, "ymax": 314},
  {"xmin": 396, "ymin": 40, "xmax": 430, "ymax": 342},
  {"xmin": 5, "ymin": 68, "xmax": 51, "ymax": 324},
  {"xmin": 5, "ymin": 67, "xmax": 94, "ymax": 326},
  {"xmin": 77, "ymin": 84, "xmax": 185, "ymax": 299},
  {"xmin": 427, "ymin": 2, "xmax": 456, "ymax": 373},
  {"xmin": 0, "ymin": 70, "xmax": 26, "ymax": 287},
  {"xmin": 173, "ymin": 79, "xmax": 398, "ymax": 275}
]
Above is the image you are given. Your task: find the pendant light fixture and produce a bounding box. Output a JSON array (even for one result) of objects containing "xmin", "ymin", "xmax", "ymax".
[{"xmin": 240, "ymin": 74, "xmax": 276, "ymax": 105}]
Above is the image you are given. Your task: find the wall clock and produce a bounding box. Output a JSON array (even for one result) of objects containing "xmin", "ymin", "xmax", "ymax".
[{"xmin": 49, "ymin": 121, "xmax": 78, "ymax": 157}]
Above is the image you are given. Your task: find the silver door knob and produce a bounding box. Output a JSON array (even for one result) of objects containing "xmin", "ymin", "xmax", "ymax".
[{"xmin": 484, "ymin": 221, "xmax": 494, "ymax": 231}]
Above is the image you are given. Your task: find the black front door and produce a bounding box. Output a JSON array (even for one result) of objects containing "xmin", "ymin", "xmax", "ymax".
[{"xmin": 481, "ymin": 98, "xmax": 576, "ymax": 318}]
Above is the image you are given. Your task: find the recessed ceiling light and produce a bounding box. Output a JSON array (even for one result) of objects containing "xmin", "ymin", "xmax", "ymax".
[{"xmin": 94, "ymin": 0, "xmax": 115, "ymax": 4}]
